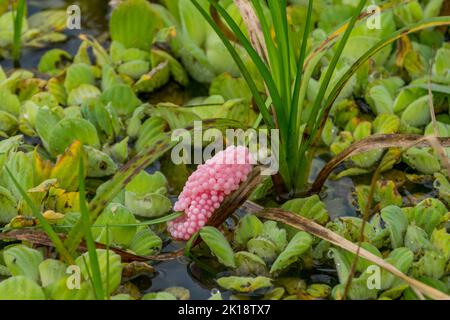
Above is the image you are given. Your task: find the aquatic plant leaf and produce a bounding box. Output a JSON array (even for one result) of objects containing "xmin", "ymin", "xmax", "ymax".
[
  {"xmin": 412, "ymin": 249, "xmax": 446, "ymax": 280},
  {"xmin": 270, "ymin": 231, "xmax": 312, "ymax": 273},
  {"xmin": 0, "ymin": 276, "xmax": 45, "ymax": 300},
  {"xmin": 404, "ymin": 225, "xmax": 433, "ymax": 254},
  {"xmin": 261, "ymin": 221, "xmax": 287, "ymax": 252},
  {"xmin": 209, "ymin": 73, "xmax": 251, "ymax": 102},
  {"xmin": 373, "ymin": 114, "xmax": 400, "ymax": 134},
  {"xmin": 432, "ymin": 45, "xmax": 450, "ymax": 84},
  {"xmin": 381, "ymin": 205, "xmax": 408, "ymax": 248},
  {"xmin": 38, "ymin": 259, "xmax": 67, "ymax": 287},
  {"xmin": 407, "ymin": 198, "xmax": 447, "ymax": 235},
  {"xmin": 281, "ymin": 195, "xmax": 330, "ymax": 226},
  {"xmin": 92, "ymin": 203, "xmax": 137, "ymax": 247},
  {"xmin": 178, "ymin": 0, "xmax": 209, "ymax": 47},
  {"xmin": 64, "ymin": 63, "xmax": 95, "ymax": 93},
  {"xmin": 330, "ymin": 248, "xmax": 352, "ymax": 284},
  {"xmin": 393, "ymin": 87, "xmax": 426, "ymax": 114},
  {"xmin": 216, "ymin": 276, "xmax": 272, "ymax": 293},
  {"xmin": 0, "ymin": 151, "xmax": 34, "ymax": 200},
  {"xmin": 101, "ymin": 84, "xmax": 141, "ymax": 116},
  {"xmin": 45, "ymin": 277, "xmax": 95, "ymax": 300},
  {"xmin": 76, "ymin": 249, "xmax": 123, "ymax": 295},
  {"xmin": 199, "ymin": 226, "xmax": 235, "ymax": 268},
  {"xmin": 129, "ymin": 226, "xmax": 162, "ymax": 256},
  {"xmin": 134, "ymin": 61, "xmax": 171, "ymax": 93},
  {"xmin": 380, "ymin": 247, "xmax": 414, "ymax": 290},
  {"xmin": 0, "ymin": 186, "xmax": 17, "ymax": 223},
  {"xmin": 0, "ymin": 89, "xmax": 20, "ymax": 116},
  {"xmin": 234, "ymin": 251, "xmax": 267, "ymax": 276},
  {"xmin": 151, "ymin": 103, "xmax": 200, "ymax": 130},
  {"xmin": 142, "ymin": 292, "xmax": 176, "ymax": 300},
  {"xmin": 118, "ymin": 60, "xmax": 150, "ymax": 80},
  {"xmin": 402, "ymin": 147, "xmax": 441, "ymax": 175},
  {"xmin": 48, "ymin": 118, "xmax": 100, "ymax": 156},
  {"xmin": 152, "ymin": 49, "xmax": 189, "ymax": 86},
  {"xmin": 38, "ymin": 49, "xmax": 72, "ymax": 75},
  {"xmin": 401, "ymin": 95, "xmax": 431, "ymax": 128},
  {"xmin": 67, "ymin": 84, "xmax": 101, "ymax": 106},
  {"xmin": 431, "ymin": 228, "xmax": 449, "ymax": 260},
  {"xmin": 234, "ymin": 214, "xmax": 263, "ymax": 246},
  {"xmin": 126, "ymin": 171, "xmax": 168, "ymax": 196},
  {"xmin": 433, "ymin": 173, "xmax": 450, "ymax": 205},
  {"xmin": 84, "ymin": 146, "xmax": 118, "ymax": 178},
  {"xmin": 110, "ymin": 0, "xmax": 163, "ymax": 50},
  {"xmin": 124, "ymin": 191, "xmax": 172, "ymax": 218},
  {"xmin": 367, "ymin": 85, "xmax": 394, "ymax": 115},
  {"xmin": 3, "ymin": 244, "xmax": 43, "ymax": 282},
  {"xmin": 247, "ymin": 237, "xmax": 279, "ymax": 264},
  {"xmin": 49, "ymin": 140, "xmax": 85, "ymax": 191}
]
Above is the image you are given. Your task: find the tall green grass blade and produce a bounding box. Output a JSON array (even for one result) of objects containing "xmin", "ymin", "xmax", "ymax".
[
  {"xmin": 4, "ymin": 166, "xmax": 74, "ymax": 264},
  {"xmin": 249, "ymin": 0, "xmax": 280, "ymax": 86},
  {"xmin": 12, "ymin": 0, "xmax": 26, "ymax": 64},
  {"xmin": 267, "ymin": 0, "xmax": 291, "ymax": 112},
  {"xmin": 288, "ymin": 0, "xmax": 314, "ymax": 185},
  {"xmin": 296, "ymin": 0, "xmax": 368, "ymax": 189},
  {"xmin": 306, "ymin": 0, "xmax": 368, "ymax": 132},
  {"xmin": 191, "ymin": 0, "xmax": 275, "ymax": 129},
  {"xmin": 78, "ymin": 156, "xmax": 105, "ymax": 300}
]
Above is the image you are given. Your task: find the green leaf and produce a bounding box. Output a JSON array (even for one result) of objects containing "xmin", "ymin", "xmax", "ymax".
[
  {"xmin": 380, "ymin": 247, "xmax": 414, "ymax": 290},
  {"xmin": 200, "ymin": 226, "xmax": 235, "ymax": 268},
  {"xmin": 234, "ymin": 251, "xmax": 267, "ymax": 276},
  {"xmin": 48, "ymin": 118, "xmax": 100, "ymax": 156},
  {"xmin": 129, "ymin": 226, "xmax": 162, "ymax": 256},
  {"xmin": 93, "ymin": 203, "xmax": 138, "ymax": 247},
  {"xmin": 0, "ymin": 186, "xmax": 18, "ymax": 224},
  {"xmin": 282, "ymin": 195, "xmax": 330, "ymax": 225},
  {"xmin": 75, "ymin": 249, "xmax": 123, "ymax": 295},
  {"xmin": 101, "ymin": 84, "xmax": 141, "ymax": 116},
  {"xmin": 216, "ymin": 276, "xmax": 272, "ymax": 293},
  {"xmin": 404, "ymin": 225, "xmax": 432, "ymax": 254},
  {"xmin": 45, "ymin": 277, "xmax": 95, "ymax": 300},
  {"xmin": 110, "ymin": 0, "xmax": 163, "ymax": 50},
  {"xmin": 247, "ymin": 237, "xmax": 279, "ymax": 264},
  {"xmin": 401, "ymin": 95, "xmax": 430, "ymax": 128},
  {"xmin": 408, "ymin": 198, "xmax": 447, "ymax": 235},
  {"xmin": 64, "ymin": 63, "xmax": 95, "ymax": 93},
  {"xmin": 381, "ymin": 205, "xmax": 408, "ymax": 248},
  {"xmin": 0, "ymin": 276, "xmax": 45, "ymax": 300},
  {"xmin": 234, "ymin": 214, "xmax": 263, "ymax": 246},
  {"xmin": 3, "ymin": 245, "xmax": 43, "ymax": 282},
  {"xmin": 261, "ymin": 221, "xmax": 287, "ymax": 252},
  {"xmin": 142, "ymin": 292, "xmax": 177, "ymax": 300},
  {"xmin": 39, "ymin": 259, "xmax": 67, "ymax": 287},
  {"xmin": 270, "ymin": 231, "xmax": 312, "ymax": 273}
]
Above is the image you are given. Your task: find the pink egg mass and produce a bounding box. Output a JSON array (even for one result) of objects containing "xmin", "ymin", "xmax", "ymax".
[{"xmin": 168, "ymin": 146, "xmax": 254, "ymax": 240}]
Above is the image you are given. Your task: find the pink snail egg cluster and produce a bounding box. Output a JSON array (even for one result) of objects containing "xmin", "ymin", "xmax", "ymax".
[{"xmin": 168, "ymin": 146, "xmax": 254, "ymax": 240}]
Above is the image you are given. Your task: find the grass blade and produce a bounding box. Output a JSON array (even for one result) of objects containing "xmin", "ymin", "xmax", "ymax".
[
  {"xmin": 12, "ymin": 0, "xmax": 26, "ymax": 65},
  {"xmin": 192, "ymin": 0, "xmax": 275, "ymax": 128},
  {"xmin": 78, "ymin": 155, "xmax": 105, "ymax": 300}
]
